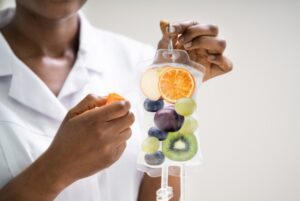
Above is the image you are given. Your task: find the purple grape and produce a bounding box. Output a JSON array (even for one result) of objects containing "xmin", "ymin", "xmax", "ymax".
[
  {"xmin": 144, "ymin": 99, "xmax": 164, "ymax": 112},
  {"xmin": 148, "ymin": 127, "xmax": 168, "ymax": 141},
  {"xmin": 154, "ymin": 107, "xmax": 184, "ymax": 132},
  {"xmin": 144, "ymin": 151, "xmax": 165, "ymax": 166}
]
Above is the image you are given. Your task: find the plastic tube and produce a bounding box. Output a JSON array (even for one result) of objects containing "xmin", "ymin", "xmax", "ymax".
[
  {"xmin": 180, "ymin": 164, "xmax": 186, "ymax": 201},
  {"xmin": 156, "ymin": 164, "xmax": 173, "ymax": 201}
]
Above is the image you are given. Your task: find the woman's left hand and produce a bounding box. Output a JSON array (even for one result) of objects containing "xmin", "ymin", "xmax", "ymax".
[{"xmin": 158, "ymin": 20, "xmax": 233, "ymax": 81}]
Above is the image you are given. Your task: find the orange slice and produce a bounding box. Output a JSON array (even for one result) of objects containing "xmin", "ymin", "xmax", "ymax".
[
  {"xmin": 106, "ymin": 93, "xmax": 125, "ymax": 105},
  {"xmin": 158, "ymin": 67, "xmax": 195, "ymax": 103}
]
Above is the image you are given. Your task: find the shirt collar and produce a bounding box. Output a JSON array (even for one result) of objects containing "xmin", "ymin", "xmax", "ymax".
[
  {"xmin": 0, "ymin": 9, "xmax": 104, "ymax": 77},
  {"xmin": 0, "ymin": 32, "xmax": 14, "ymax": 76},
  {"xmin": 0, "ymin": 9, "xmax": 105, "ymax": 120},
  {"xmin": 0, "ymin": 8, "xmax": 15, "ymax": 76},
  {"xmin": 8, "ymin": 57, "xmax": 68, "ymax": 120},
  {"xmin": 77, "ymin": 11, "xmax": 105, "ymax": 74},
  {"xmin": 56, "ymin": 12, "xmax": 105, "ymax": 99}
]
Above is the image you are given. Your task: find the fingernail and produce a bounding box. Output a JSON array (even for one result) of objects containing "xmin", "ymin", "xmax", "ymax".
[
  {"xmin": 208, "ymin": 55, "xmax": 216, "ymax": 61},
  {"xmin": 184, "ymin": 42, "xmax": 192, "ymax": 48}
]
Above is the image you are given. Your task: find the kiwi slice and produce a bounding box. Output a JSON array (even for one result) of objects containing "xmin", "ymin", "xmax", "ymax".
[{"xmin": 162, "ymin": 132, "xmax": 198, "ymax": 161}]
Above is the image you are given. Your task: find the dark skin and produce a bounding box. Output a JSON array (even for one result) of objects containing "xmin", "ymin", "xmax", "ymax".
[
  {"xmin": 1, "ymin": 0, "xmax": 81, "ymax": 96},
  {"xmin": 0, "ymin": 0, "xmax": 232, "ymax": 201}
]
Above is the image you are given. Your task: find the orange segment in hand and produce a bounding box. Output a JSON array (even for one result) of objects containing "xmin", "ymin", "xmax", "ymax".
[
  {"xmin": 106, "ymin": 93, "xmax": 125, "ymax": 105},
  {"xmin": 158, "ymin": 67, "xmax": 195, "ymax": 103}
]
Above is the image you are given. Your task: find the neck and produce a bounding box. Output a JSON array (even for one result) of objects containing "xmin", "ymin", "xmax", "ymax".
[{"xmin": 6, "ymin": 5, "xmax": 79, "ymax": 57}]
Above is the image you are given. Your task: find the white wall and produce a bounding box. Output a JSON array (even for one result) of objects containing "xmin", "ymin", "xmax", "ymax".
[
  {"xmin": 1, "ymin": 0, "xmax": 300, "ymax": 201},
  {"xmin": 85, "ymin": 1, "xmax": 300, "ymax": 201}
]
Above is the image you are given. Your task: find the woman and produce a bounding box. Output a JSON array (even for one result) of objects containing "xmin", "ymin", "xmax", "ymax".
[{"xmin": 0, "ymin": 0, "xmax": 232, "ymax": 200}]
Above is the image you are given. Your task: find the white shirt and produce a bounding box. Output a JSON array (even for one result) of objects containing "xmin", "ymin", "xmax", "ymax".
[{"xmin": 0, "ymin": 8, "xmax": 155, "ymax": 201}]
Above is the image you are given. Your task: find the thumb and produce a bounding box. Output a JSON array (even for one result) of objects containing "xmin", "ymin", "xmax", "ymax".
[
  {"xmin": 66, "ymin": 94, "xmax": 107, "ymax": 120},
  {"xmin": 159, "ymin": 20, "xmax": 170, "ymax": 38},
  {"xmin": 158, "ymin": 20, "xmax": 179, "ymax": 49},
  {"xmin": 158, "ymin": 20, "xmax": 176, "ymax": 49}
]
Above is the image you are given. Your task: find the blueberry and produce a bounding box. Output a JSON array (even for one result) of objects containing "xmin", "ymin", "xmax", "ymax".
[
  {"xmin": 148, "ymin": 127, "xmax": 168, "ymax": 141},
  {"xmin": 144, "ymin": 151, "xmax": 165, "ymax": 166},
  {"xmin": 143, "ymin": 99, "xmax": 164, "ymax": 112}
]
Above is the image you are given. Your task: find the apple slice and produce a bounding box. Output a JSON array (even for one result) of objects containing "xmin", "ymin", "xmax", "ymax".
[{"xmin": 141, "ymin": 68, "xmax": 161, "ymax": 100}]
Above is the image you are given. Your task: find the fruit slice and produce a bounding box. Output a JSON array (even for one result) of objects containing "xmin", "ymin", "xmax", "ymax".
[
  {"xmin": 175, "ymin": 98, "xmax": 197, "ymax": 116},
  {"xmin": 179, "ymin": 116, "xmax": 198, "ymax": 135},
  {"xmin": 144, "ymin": 98, "xmax": 164, "ymax": 112},
  {"xmin": 154, "ymin": 106, "xmax": 184, "ymax": 132},
  {"xmin": 158, "ymin": 67, "xmax": 195, "ymax": 103},
  {"xmin": 106, "ymin": 93, "xmax": 125, "ymax": 105},
  {"xmin": 141, "ymin": 68, "xmax": 161, "ymax": 100},
  {"xmin": 162, "ymin": 132, "xmax": 198, "ymax": 161},
  {"xmin": 142, "ymin": 137, "xmax": 160, "ymax": 154},
  {"xmin": 144, "ymin": 151, "xmax": 165, "ymax": 166},
  {"xmin": 148, "ymin": 127, "xmax": 168, "ymax": 141}
]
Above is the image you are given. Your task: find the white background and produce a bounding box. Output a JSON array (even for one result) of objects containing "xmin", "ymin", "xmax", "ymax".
[{"xmin": 1, "ymin": 0, "xmax": 300, "ymax": 201}]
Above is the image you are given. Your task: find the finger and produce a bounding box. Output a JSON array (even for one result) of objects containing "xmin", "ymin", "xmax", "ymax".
[
  {"xmin": 115, "ymin": 128, "xmax": 132, "ymax": 146},
  {"xmin": 82, "ymin": 100, "xmax": 131, "ymax": 122},
  {"xmin": 107, "ymin": 112, "xmax": 135, "ymax": 132},
  {"xmin": 160, "ymin": 20, "xmax": 197, "ymax": 38},
  {"xmin": 159, "ymin": 20, "xmax": 177, "ymax": 49},
  {"xmin": 195, "ymin": 48, "xmax": 209, "ymax": 57},
  {"xmin": 184, "ymin": 36, "xmax": 226, "ymax": 53},
  {"xmin": 160, "ymin": 20, "xmax": 171, "ymax": 38},
  {"xmin": 178, "ymin": 24, "xmax": 218, "ymax": 44},
  {"xmin": 159, "ymin": 20, "xmax": 197, "ymax": 50},
  {"xmin": 206, "ymin": 54, "xmax": 233, "ymax": 79},
  {"xmin": 114, "ymin": 143, "xmax": 127, "ymax": 161},
  {"xmin": 106, "ymin": 128, "xmax": 132, "ymax": 145},
  {"xmin": 67, "ymin": 94, "xmax": 107, "ymax": 120},
  {"xmin": 172, "ymin": 20, "xmax": 198, "ymax": 35}
]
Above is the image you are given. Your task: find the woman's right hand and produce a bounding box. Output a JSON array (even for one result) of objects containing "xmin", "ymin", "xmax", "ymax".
[
  {"xmin": 44, "ymin": 94, "xmax": 134, "ymax": 188},
  {"xmin": 0, "ymin": 94, "xmax": 134, "ymax": 201}
]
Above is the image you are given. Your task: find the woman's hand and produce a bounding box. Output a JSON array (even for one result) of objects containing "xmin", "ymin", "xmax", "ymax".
[
  {"xmin": 46, "ymin": 94, "xmax": 134, "ymax": 186},
  {"xmin": 158, "ymin": 20, "xmax": 233, "ymax": 81},
  {"xmin": 0, "ymin": 94, "xmax": 134, "ymax": 201}
]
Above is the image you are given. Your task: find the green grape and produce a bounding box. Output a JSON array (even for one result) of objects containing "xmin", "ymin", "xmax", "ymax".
[
  {"xmin": 179, "ymin": 116, "xmax": 198, "ymax": 134},
  {"xmin": 142, "ymin": 137, "xmax": 160, "ymax": 154},
  {"xmin": 175, "ymin": 98, "xmax": 197, "ymax": 116}
]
